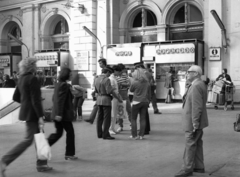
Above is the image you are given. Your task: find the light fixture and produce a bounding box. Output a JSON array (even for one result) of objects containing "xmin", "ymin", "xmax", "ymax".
[
  {"xmin": 83, "ymin": 26, "xmax": 103, "ymax": 57},
  {"xmin": 62, "ymin": 0, "xmax": 85, "ymax": 14},
  {"xmin": 8, "ymin": 33, "xmax": 29, "ymax": 57},
  {"xmin": 210, "ymin": 10, "xmax": 228, "ymax": 51}
]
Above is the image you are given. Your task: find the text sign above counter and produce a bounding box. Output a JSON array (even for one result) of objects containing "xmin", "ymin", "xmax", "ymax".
[
  {"xmin": 107, "ymin": 47, "xmax": 141, "ymax": 65},
  {"xmin": 155, "ymin": 43, "xmax": 195, "ymax": 63},
  {"xmin": 0, "ymin": 56, "xmax": 10, "ymax": 67},
  {"xmin": 35, "ymin": 52, "xmax": 58, "ymax": 67}
]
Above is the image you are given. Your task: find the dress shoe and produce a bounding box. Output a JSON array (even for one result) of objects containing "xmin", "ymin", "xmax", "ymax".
[
  {"xmin": 144, "ymin": 131, "xmax": 149, "ymax": 135},
  {"xmin": 154, "ymin": 110, "xmax": 162, "ymax": 114},
  {"xmin": 36, "ymin": 165, "xmax": 53, "ymax": 172},
  {"xmin": 103, "ymin": 136, "xmax": 115, "ymax": 140},
  {"xmin": 65, "ymin": 156, "xmax": 78, "ymax": 160},
  {"xmin": 84, "ymin": 119, "xmax": 93, "ymax": 124},
  {"xmin": 174, "ymin": 170, "xmax": 193, "ymax": 177},
  {"xmin": 193, "ymin": 168, "xmax": 205, "ymax": 173},
  {"xmin": 0, "ymin": 160, "xmax": 6, "ymax": 177}
]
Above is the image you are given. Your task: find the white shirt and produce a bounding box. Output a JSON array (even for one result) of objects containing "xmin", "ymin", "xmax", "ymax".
[{"xmin": 109, "ymin": 74, "xmax": 119, "ymax": 94}]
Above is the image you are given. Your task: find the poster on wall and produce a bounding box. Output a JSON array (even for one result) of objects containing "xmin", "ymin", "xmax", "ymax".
[{"xmin": 76, "ymin": 51, "xmax": 89, "ymax": 71}]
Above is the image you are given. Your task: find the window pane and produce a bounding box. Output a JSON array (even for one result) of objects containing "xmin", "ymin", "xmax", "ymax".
[
  {"xmin": 132, "ymin": 12, "xmax": 142, "ymax": 28},
  {"xmin": 173, "ymin": 6, "xmax": 185, "ymax": 24},
  {"xmin": 54, "ymin": 20, "xmax": 69, "ymax": 34},
  {"xmin": 147, "ymin": 10, "xmax": 157, "ymax": 26},
  {"xmin": 170, "ymin": 31, "xmax": 203, "ymax": 40},
  {"xmin": 190, "ymin": 5, "xmax": 202, "ymax": 22}
]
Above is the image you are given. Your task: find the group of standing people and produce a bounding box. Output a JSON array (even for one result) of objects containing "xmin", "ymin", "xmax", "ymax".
[
  {"xmin": 87, "ymin": 59, "xmax": 157, "ymax": 140},
  {"xmin": 0, "ymin": 71, "xmax": 18, "ymax": 88}
]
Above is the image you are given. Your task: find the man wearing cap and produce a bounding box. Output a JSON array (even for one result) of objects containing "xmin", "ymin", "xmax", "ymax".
[
  {"xmin": 148, "ymin": 68, "xmax": 161, "ymax": 114},
  {"xmin": 175, "ymin": 65, "xmax": 208, "ymax": 177},
  {"xmin": 85, "ymin": 58, "xmax": 107, "ymax": 124},
  {"xmin": 94, "ymin": 66, "xmax": 123, "ymax": 140}
]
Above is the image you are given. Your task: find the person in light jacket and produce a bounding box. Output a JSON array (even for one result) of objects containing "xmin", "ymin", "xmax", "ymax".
[
  {"xmin": 72, "ymin": 85, "xmax": 87, "ymax": 121},
  {"xmin": 0, "ymin": 58, "xmax": 52, "ymax": 177}
]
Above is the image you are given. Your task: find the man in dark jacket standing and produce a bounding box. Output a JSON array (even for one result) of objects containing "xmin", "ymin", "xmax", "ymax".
[{"xmin": 94, "ymin": 66, "xmax": 122, "ymax": 140}]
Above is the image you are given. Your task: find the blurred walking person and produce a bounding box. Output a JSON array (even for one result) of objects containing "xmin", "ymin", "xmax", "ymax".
[
  {"xmin": 0, "ymin": 58, "xmax": 52, "ymax": 177},
  {"xmin": 47, "ymin": 67, "xmax": 78, "ymax": 160}
]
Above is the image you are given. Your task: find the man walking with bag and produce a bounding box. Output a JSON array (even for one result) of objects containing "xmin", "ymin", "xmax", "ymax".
[{"xmin": 175, "ymin": 65, "xmax": 209, "ymax": 177}]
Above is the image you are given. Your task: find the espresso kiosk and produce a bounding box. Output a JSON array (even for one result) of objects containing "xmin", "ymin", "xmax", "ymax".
[{"xmin": 0, "ymin": 53, "xmax": 21, "ymax": 76}]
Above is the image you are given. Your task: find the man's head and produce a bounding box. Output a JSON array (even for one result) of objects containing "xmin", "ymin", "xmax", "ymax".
[
  {"xmin": 133, "ymin": 62, "xmax": 145, "ymax": 69},
  {"xmin": 118, "ymin": 63, "xmax": 127, "ymax": 74},
  {"xmin": 186, "ymin": 65, "xmax": 202, "ymax": 82},
  {"xmin": 98, "ymin": 58, "xmax": 107, "ymax": 69},
  {"xmin": 222, "ymin": 68, "xmax": 227, "ymax": 74},
  {"xmin": 102, "ymin": 66, "xmax": 113, "ymax": 77},
  {"xmin": 112, "ymin": 65, "xmax": 121, "ymax": 76}
]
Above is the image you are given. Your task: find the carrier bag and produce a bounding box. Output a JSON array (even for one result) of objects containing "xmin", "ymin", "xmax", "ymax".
[
  {"xmin": 207, "ymin": 91, "xmax": 213, "ymax": 103},
  {"xmin": 233, "ymin": 114, "xmax": 240, "ymax": 132},
  {"xmin": 34, "ymin": 131, "xmax": 52, "ymax": 160},
  {"xmin": 212, "ymin": 92, "xmax": 218, "ymax": 104}
]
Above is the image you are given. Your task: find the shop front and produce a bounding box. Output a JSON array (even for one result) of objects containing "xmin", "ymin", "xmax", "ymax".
[
  {"xmin": 0, "ymin": 53, "xmax": 21, "ymax": 76},
  {"xmin": 142, "ymin": 39, "xmax": 204, "ymax": 100}
]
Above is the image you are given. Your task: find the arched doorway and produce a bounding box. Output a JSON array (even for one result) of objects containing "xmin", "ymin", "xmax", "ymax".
[
  {"xmin": 129, "ymin": 8, "xmax": 158, "ymax": 43},
  {"xmin": 167, "ymin": 2, "xmax": 203, "ymax": 40},
  {"xmin": 41, "ymin": 14, "xmax": 69, "ymax": 50},
  {"xmin": 1, "ymin": 22, "xmax": 22, "ymax": 53}
]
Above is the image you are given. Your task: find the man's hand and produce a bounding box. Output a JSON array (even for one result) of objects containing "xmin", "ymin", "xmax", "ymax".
[
  {"xmin": 192, "ymin": 128, "xmax": 197, "ymax": 138},
  {"xmin": 38, "ymin": 117, "xmax": 45, "ymax": 131},
  {"xmin": 55, "ymin": 116, "xmax": 62, "ymax": 122}
]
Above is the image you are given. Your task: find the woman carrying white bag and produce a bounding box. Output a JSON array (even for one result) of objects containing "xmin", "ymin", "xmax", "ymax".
[{"xmin": 0, "ymin": 58, "xmax": 52, "ymax": 177}]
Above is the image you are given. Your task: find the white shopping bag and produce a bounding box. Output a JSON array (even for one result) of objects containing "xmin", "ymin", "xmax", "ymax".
[
  {"xmin": 34, "ymin": 132, "xmax": 51, "ymax": 160},
  {"xmin": 117, "ymin": 100, "xmax": 127, "ymax": 119}
]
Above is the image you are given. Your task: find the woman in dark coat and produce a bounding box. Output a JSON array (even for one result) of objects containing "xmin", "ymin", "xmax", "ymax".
[
  {"xmin": 47, "ymin": 67, "xmax": 78, "ymax": 160},
  {"xmin": 0, "ymin": 58, "xmax": 52, "ymax": 177}
]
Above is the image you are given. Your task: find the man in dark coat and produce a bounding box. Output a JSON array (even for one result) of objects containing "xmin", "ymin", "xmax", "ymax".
[{"xmin": 2, "ymin": 74, "xmax": 15, "ymax": 88}]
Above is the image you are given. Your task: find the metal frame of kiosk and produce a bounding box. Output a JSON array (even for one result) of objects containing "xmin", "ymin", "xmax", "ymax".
[
  {"xmin": 34, "ymin": 49, "xmax": 69, "ymax": 86},
  {"xmin": 0, "ymin": 53, "xmax": 21, "ymax": 76},
  {"xmin": 142, "ymin": 39, "xmax": 205, "ymax": 100}
]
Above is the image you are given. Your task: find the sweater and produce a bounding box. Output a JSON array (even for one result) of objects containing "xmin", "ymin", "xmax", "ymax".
[{"xmin": 130, "ymin": 79, "xmax": 151, "ymax": 103}]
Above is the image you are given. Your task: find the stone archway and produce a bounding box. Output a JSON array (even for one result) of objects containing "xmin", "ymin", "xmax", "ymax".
[{"xmin": 0, "ymin": 17, "xmax": 23, "ymax": 53}]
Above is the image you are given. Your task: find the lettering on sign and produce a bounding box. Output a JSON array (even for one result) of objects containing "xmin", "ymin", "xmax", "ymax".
[
  {"xmin": 115, "ymin": 51, "xmax": 132, "ymax": 57},
  {"xmin": 0, "ymin": 58, "xmax": 10, "ymax": 63},
  {"xmin": 156, "ymin": 47, "xmax": 195, "ymax": 55}
]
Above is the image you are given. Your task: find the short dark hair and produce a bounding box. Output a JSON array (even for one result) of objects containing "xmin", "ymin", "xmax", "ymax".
[
  {"xmin": 223, "ymin": 68, "xmax": 227, "ymax": 73},
  {"xmin": 98, "ymin": 58, "xmax": 107, "ymax": 66},
  {"xmin": 118, "ymin": 63, "xmax": 125, "ymax": 70},
  {"xmin": 59, "ymin": 67, "xmax": 71, "ymax": 82},
  {"xmin": 112, "ymin": 65, "xmax": 121, "ymax": 72},
  {"xmin": 4, "ymin": 74, "xmax": 10, "ymax": 80},
  {"xmin": 102, "ymin": 66, "xmax": 113, "ymax": 74}
]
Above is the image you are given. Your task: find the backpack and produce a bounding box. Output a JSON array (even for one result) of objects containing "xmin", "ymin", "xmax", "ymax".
[{"xmin": 233, "ymin": 114, "xmax": 240, "ymax": 132}]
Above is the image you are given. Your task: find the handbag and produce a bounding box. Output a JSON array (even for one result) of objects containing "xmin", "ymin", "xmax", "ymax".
[
  {"xmin": 34, "ymin": 130, "xmax": 52, "ymax": 160},
  {"xmin": 233, "ymin": 114, "xmax": 240, "ymax": 132}
]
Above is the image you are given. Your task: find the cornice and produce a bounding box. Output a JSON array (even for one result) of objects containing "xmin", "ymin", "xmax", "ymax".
[{"xmin": 0, "ymin": 0, "xmax": 65, "ymax": 12}]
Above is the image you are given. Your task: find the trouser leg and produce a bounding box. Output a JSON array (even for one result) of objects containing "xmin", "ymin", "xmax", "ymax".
[
  {"xmin": 48, "ymin": 121, "xmax": 64, "ymax": 146},
  {"xmin": 194, "ymin": 131, "xmax": 205, "ymax": 170},
  {"xmin": 1, "ymin": 122, "xmax": 47, "ymax": 166},
  {"xmin": 126, "ymin": 98, "xmax": 132, "ymax": 123},
  {"xmin": 131, "ymin": 104, "xmax": 139, "ymax": 137},
  {"xmin": 89, "ymin": 103, "xmax": 98, "ymax": 122},
  {"xmin": 110, "ymin": 98, "xmax": 118, "ymax": 131},
  {"xmin": 77, "ymin": 97, "xmax": 85, "ymax": 116},
  {"xmin": 139, "ymin": 103, "xmax": 148, "ymax": 137},
  {"xmin": 182, "ymin": 130, "xmax": 203, "ymax": 172},
  {"xmin": 151, "ymin": 92, "xmax": 158, "ymax": 112},
  {"xmin": 145, "ymin": 109, "xmax": 150, "ymax": 133},
  {"xmin": 102, "ymin": 106, "xmax": 112, "ymax": 138},
  {"xmin": 96, "ymin": 106, "xmax": 104, "ymax": 138},
  {"xmin": 63, "ymin": 122, "xmax": 75, "ymax": 156}
]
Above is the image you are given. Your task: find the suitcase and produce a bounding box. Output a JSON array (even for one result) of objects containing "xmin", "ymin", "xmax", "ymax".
[
  {"xmin": 233, "ymin": 114, "xmax": 240, "ymax": 132},
  {"xmin": 212, "ymin": 92, "xmax": 218, "ymax": 104},
  {"xmin": 218, "ymin": 93, "xmax": 225, "ymax": 105}
]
